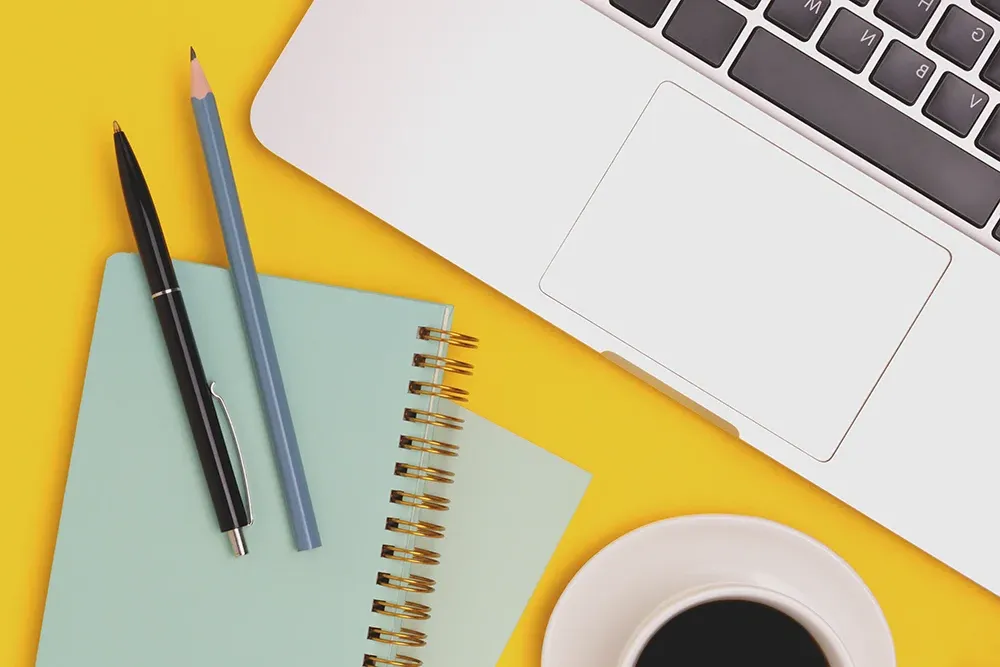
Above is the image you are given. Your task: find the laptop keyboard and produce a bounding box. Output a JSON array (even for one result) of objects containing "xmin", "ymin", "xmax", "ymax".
[{"xmin": 609, "ymin": 0, "xmax": 1000, "ymax": 236}]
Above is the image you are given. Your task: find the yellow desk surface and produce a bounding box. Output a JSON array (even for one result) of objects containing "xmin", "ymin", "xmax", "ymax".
[{"xmin": 2, "ymin": 1, "xmax": 999, "ymax": 664}]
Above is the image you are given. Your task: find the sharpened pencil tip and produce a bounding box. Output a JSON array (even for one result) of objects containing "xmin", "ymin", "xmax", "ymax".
[
  {"xmin": 190, "ymin": 46, "xmax": 197, "ymax": 61},
  {"xmin": 113, "ymin": 121, "xmax": 122, "ymax": 134}
]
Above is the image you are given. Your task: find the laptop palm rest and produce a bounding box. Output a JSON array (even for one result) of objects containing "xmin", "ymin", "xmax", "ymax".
[{"xmin": 540, "ymin": 83, "xmax": 950, "ymax": 462}]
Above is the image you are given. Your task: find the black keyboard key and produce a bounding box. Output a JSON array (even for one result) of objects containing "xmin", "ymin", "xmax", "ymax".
[
  {"xmin": 976, "ymin": 107, "xmax": 1000, "ymax": 160},
  {"xmin": 736, "ymin": 0, "xmax": 761, "ymax": 7},
  {"xmin": 870, "ymin": 40, "xmax": 936, "ymax": 104},
  {"xmin": 851, "ymin": 0, "xmax": 871, "ymax": 5},
  {"xmin": 875, "ymin": 0, "xmax": 940, "ymax": 38},
  {"xmin": 928, "ymin": 5, "xmax": 993, "ymax": 70},
  {"xmin": 729, "ymin": 28, "xmax": 1000, "ymax": 227},
  {"xmin": 663, "ymin": 0, "xmax": 747, "ymax": 67},
  {"xmin": 765, "ymin": 0, "xmax": 830, "ymax": 40},
  {"xmin": 973, "ymin": 0, "xmax": 1000, "ymax": 21},
  {"xmin": 611, "ymin": 0, "xmax": 671, "ymax": 27},
  {"xmin": 982, "ymin": 45, "xmax": 1000, "ymax": 91},
  {"xmin": 818, "ymin": 9, "xmax": 883, "ymax": 73},
  {"xmin": 924, "ymin": 72, "xmax": 990, "ymax": 136}
]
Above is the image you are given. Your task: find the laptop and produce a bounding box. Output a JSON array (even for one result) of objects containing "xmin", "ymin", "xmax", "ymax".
[{"xmin": 251, "ymin": 0, "xmax": 1000, "ymax": 596}]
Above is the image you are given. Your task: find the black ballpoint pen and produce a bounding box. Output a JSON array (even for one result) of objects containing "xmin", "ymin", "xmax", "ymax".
[{"xmin": 113, "ymin": 121, "xmax": 251, "ymax": 557}]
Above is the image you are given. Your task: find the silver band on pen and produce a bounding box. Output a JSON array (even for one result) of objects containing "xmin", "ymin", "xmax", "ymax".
[{"xmin": 151, "ymin": 287, "xmax": 181, "ymax": 300}]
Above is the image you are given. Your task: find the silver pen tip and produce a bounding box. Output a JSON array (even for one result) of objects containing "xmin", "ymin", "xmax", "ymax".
[{"xmin": 227, "ymin": 528, "xmax": 248, "ymax": 557}]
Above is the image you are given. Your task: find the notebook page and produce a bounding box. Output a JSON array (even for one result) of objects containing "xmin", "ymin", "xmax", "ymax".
[{"xmin": 408, "ymin": 401, "xmax": 591, "ymax": 666}]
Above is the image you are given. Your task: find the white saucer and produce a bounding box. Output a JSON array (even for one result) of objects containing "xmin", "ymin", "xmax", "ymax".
[{"xmin": 541, "ymin": 515, "xmax": 895, "ymax": 666}]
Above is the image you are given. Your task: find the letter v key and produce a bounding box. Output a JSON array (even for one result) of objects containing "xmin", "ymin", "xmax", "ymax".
[{"xmin": 923, "ymin": 73, "xmax": 988, "ymax": 137}]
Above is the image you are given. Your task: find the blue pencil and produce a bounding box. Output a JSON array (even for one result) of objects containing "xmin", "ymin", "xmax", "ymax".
[{"xmin": 190, "ymin": 48, "xmax": 322, "ymax": 551}]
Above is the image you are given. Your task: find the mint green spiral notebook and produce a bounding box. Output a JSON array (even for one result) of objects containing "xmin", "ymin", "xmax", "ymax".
[{"xmin": 35, "ymin": 253, "xmax": 590, "ymax": 667}]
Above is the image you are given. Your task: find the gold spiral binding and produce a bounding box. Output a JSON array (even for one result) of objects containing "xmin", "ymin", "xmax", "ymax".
[
  {"xmin": 377, "ymin": 572, "xmax": 436, "ymax": 594},
  {"xmin": 385, "ymin": 518, "xmax": 446, "ymax": 539},
  {"xmin": 373, "ymin": 600, "xmax": 432, "ymax": 621},
  {"xmin": 366, "ymin": 326, "xmax": 477, "ymax": 667},
  {"xmin": 417, "ymin": 327, "xmax": 480, "ymax": 349},
  {"xmin": 390, "ymin": 489, "xmax": 451, "ymax": 511},
  {"xmin": 368, "ymin": 627, "xmax": 428, "ymax": 647},
  {"xmin": 399, "ymin": 434, "xmax": 459, "ymax": 457},
  {"xmin": 408, "ymin": 380, "xmax": 470, "ymax": 402},
  {"xmin": 395, "ymin": 462, "xmax": 455, "ymax": 484},
  {"xmin": 413, "ymin": 353, "xmax": 475, "ymax": 376},
  {"xmin": 381, "ymin": 544, "xmax": 441, "ymax": 565},
  {"xmin": 364, "ymin": 654, "xmax": 423, "ymax": 667},
  {"xmin": 403, "ymin": 408, "xmax": 465, "ymax": 430}
]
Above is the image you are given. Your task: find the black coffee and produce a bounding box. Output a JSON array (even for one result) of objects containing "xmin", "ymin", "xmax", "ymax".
[{"xmin": 634, "ymin": 600, "xmax": 830, "ymax": 667}]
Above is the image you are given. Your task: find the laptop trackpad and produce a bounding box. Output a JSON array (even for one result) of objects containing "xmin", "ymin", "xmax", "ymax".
[{"xmin": 540, "ymin": 83, "xmax": 950, "ymax": 462}]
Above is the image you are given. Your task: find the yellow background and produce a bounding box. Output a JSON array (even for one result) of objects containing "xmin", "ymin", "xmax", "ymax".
[{"xmin": 2, "ymin": 1, "xmax": 999, "ymax": 664}]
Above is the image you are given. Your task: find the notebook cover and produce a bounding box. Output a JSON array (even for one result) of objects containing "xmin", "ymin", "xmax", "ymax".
[{"xmin": 35, "ymin": 253, "xmax": 590, "ymax": 666}]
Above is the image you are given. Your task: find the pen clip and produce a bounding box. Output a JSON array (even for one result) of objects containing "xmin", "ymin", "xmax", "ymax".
[{"xmin": 209, "ymin": 382, "xmax": 254, "ymax": 527}]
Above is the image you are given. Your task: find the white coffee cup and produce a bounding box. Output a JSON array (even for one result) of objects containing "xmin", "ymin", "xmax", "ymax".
[{"xmin": 617, "ymin": 583, "xmax": 854, "ymax": 667}]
